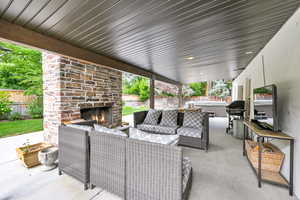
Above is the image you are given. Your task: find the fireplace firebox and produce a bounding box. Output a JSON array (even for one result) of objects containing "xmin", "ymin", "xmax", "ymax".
[{"xmin": 80, "ymin": 106, "xmax": 112, "ymax": 127}]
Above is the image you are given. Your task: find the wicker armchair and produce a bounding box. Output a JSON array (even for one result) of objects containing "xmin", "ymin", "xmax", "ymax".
[
  {"xmin": 89, "ymin": 131, "xmax": 126, "ymax": 198},
  {"xmin": 58, "ymin": 126, "xmax": 90, "ymax": 190},
  {"xmin": 177, "ymin": 112, "xmax": 209, "ymax": 151},
  {"xmin": 126, "ymin": 139, "xmax": 192, "ymax": 200}
]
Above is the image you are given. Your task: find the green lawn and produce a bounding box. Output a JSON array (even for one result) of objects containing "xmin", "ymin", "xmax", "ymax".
[
  {"xmin": 0, "ymin": 107, "xmax": 146, "ymax": 138},
  {"xmin": 122, "ymin": 106, "xmax": 148, "ymax": 116},
  {"xmin": 0, "ymin": 119, "xmax": 43, "ymax": 138}
]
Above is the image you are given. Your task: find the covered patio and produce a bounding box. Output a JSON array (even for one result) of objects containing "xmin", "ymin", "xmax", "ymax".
[
  {"xmin": 0, "ymin": 0, "xmax": 300, "ymax": 200},
  {"xmin": 0, "ymin": 118, "xmax": 293, "ymax": 200}
]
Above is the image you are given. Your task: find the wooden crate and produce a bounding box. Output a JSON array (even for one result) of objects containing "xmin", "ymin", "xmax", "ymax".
[
  {"xmin": 16, "ymin": 142, "xmax": 53, "ymax": 168},
  {"xmin": 245, "ymin": 140, "xmax": 284, "ymax": 172}
]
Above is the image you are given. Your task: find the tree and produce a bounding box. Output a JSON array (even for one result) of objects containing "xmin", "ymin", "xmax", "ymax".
[
  {"xmin": 209, "ymin": 80, "xmax": 232, "ymax": 99},
  {"xmin": 122, "ymin": 74, "xmax": 150, "ymax": 101},
  {"xmin": 188, "ymin": 82, "xmax": 207, "ymax": 96},
  {"xmin": 0, "ymin": 41, "xmax": 42, "ymax": 96}
]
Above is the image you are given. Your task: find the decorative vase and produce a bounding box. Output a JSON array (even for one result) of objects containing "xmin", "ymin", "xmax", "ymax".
[{"xmin": 38, "ymin": 147, "xmax": 59, "ymax": 171}]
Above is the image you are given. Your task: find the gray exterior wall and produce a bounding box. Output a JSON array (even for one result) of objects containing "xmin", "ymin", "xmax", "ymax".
[{"xmin": 233, "ymin": 7, "xmax": 300, "ymax": 197}]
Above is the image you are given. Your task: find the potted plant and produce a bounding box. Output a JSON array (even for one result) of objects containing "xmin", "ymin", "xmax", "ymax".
[{"xmin": 16, "ymin": 139, "xmax": 53, "ymax": 168}]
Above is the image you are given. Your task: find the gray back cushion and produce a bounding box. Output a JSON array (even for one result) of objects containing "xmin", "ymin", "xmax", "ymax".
[
  {"xmin": 183, "ymin": 111, "xmax": 204, "ymax": 129},
  {"xmin": 143, "ymin": 109, "xmax": 161, "ymax": 125},
  {"xmin": 160, "ymin": 110, "xmax": 178, "ymax": 126}
]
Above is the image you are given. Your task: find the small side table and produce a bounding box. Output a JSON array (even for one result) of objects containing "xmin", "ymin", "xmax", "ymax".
[{"xmin": 243, "ymin": 121, "xmax": 295, "ymax": 196}]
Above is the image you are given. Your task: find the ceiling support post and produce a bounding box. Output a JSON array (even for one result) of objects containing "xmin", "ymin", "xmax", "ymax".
[
  {"xmin": 149, "ymin": 77, "xmax": 155, "ymax": 109},
  {"xmin": 178, "ymin": 84, "xmax": 183, "ymax": 108}
]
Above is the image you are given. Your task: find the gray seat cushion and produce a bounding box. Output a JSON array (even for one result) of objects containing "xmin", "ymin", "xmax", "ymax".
[
  {"xmin": 137, "ymin": 124, "xmax": 157, "ymax": 132},
  {"xmin": 160, "ymin": 110, "xmax": 178, "ymax": 126},
  {"xmin": 143, "ymin": 109, "xmax": 161, "ymax": 125},
  {"xmin": 182, "ymin": 157, "xmax": 192, "ymax": 192},
  {"xmin": 183, "ymin": 111, "xmax": 204, "ymax": 129},
  {"xmin": 137, "ymin": 124, "xmax": 178, "ymax": 135},
  {"xmin": 177, "ymin": 127, "xmax": 202, "ymax": 138},
  {"xmin": 129, "ymin": 128, "xmax": 179, "ymax": 145}
]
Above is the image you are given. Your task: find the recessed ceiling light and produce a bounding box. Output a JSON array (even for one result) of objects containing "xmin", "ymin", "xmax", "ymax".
[
  {"xmin": 245, "ymin": 51, "xmax": 253, "ymax": 55},
  {"xmin": 185, "ymin": 56, "xmax": 194, "ymax": 60}
]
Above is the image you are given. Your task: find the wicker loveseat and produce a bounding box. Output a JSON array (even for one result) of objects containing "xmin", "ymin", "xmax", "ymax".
[
  {"xmin": 58, "ymin": 124, "xmax": 192, "ymax": 200},
  {"xmin": 134, "ymin": 110, "xmax": 209, "ymax": 150}
]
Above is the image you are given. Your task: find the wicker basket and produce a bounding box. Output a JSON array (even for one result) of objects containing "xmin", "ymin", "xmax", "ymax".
[
  {"xmin": 245, "ymin": 140, "xmax": 284, "ymax": 172},
  {"xmin": 16, "ymin": 142, "xmax": 53, "ymax": 168}
]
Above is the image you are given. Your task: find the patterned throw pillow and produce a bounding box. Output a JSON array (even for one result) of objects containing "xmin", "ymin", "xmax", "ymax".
[
  {"xmin": 66, "ymin": 124, "xmax": 93, "ymax": 131},
  {"xmin": 160, "ymin": 110, "xmax": 178, "ymax": 126},
  {"xmin": 143, "ymin": 109, "xmax": 161, "ymax": 125},
  {"xmin": 182, "ymin": 111, "xmax": 203, "ymax": 129},
  {"xmin": 94, "ymin": 124, "xmax": 127, "ymax": 137}
]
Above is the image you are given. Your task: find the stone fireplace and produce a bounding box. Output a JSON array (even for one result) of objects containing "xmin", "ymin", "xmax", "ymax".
[
  {"xmin": 43, "ymin": 52, "xmax": 122, "ymax": 144},
  {"xmin": 80, "ymin": 105, "xmax": 113, "ymax": 127}
]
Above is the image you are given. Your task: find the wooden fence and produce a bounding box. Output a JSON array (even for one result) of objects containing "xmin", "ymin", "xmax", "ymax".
[{"xmin": 0, "ymin": 89, "xmax": 36, "ymax": 115}]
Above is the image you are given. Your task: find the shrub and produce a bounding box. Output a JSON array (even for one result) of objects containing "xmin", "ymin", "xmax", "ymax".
[
  {"xmin": 0, "ymin": 91, "xmax": 12, "ymax": 119},
  {"xmin": 155, "ymin": 88, "xmax": 176, "ymax": 97},
  {"xmin": 162, "ymin": 91, "xmax": 175, "ymax": 97},
  {"xmin": 254, "ymin": 87, "xmax": 272, "ymax": 94},
  {"xmin": 9, "ymin": 112, "xmax": 22, "ymax": 121},
  {"xmin": 27, "ymin": 97, "xmax": 43, "ymax": 119}
]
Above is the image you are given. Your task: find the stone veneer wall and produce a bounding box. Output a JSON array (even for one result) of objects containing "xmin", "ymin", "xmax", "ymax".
[{"xmin": 43, "ymin": 52, "xmax": 122, "ymax": 144}]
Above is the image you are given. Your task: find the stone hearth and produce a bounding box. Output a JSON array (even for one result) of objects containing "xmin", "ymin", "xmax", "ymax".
[{"xmin": 43, "ymin": 52, "xmax": 122, "ymax": 144}]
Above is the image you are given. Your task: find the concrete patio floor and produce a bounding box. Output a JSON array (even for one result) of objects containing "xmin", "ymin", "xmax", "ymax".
[
  {"xmin": 0, "ymin": 131, "xmax": 44, "ymax": 164},
  {"xmin": 0, "ymin": 118, "xmax": 296, "ymax": 200}
]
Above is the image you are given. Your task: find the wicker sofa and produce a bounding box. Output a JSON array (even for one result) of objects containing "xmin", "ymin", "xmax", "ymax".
[
  {"xmin": 58, "ymin": 124, "xmax": 192, "ymax": 200},
  {"xmin": 134, "ymin": 110, "xmax": 209, "ymax": 150}
]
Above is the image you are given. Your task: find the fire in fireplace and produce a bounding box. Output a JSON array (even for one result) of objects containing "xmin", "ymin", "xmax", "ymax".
[{"xmin": 80, "ymin": 106, "xmax": 112, "ymax": 126}]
